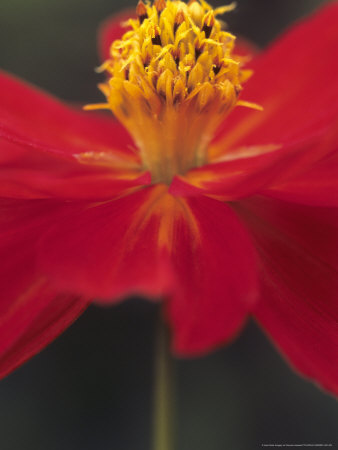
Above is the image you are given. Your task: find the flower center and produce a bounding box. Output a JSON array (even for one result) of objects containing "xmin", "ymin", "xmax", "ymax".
[{"xmin": 88, "ymin": 0, "xmax": 253, "ymax": 184}]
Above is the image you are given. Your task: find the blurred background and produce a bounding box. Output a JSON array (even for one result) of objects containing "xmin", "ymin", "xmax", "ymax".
[{"xmin": 0, "ymin": 0, "xmax": 337, "ymax": 449}]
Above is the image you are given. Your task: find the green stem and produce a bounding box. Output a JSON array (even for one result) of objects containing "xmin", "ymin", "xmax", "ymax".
[{"xmin": 153, "ymin": 317, "xmax": 175, "ymax": 450}]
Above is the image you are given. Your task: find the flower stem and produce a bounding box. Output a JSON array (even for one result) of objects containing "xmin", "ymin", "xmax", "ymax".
[{"xmin": 153, "ymin": 316, "xmax": 175, "ymax": 450}]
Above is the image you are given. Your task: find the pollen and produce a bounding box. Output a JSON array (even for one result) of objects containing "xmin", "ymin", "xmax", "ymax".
[{"xmin": 87, "ymin": 0, "xmax": 256, "ymax": 184}]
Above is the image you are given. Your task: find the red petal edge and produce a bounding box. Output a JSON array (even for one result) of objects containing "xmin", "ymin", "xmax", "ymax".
[
  {"xmin": 263, "ymin": 148, "xmax": 338, "ymax": 206},
  {"xmin": 38, "ymin": 186, "xmax": 176, "ymax": 300},
  {"xmin": 166, "ymin": 194, "xmax": 258, "ymax": 355},
  {"xmin": 0, "ymin": 71, "xmax": 150, "ymax": 200},
  {"xmin": 38, "ymin": 184, "xmax": 258, "ymax": 354},
  {"xmin": 234, "ymin": 196, "xmax": 338, "ymax": 395},
  {"xmin": 0, "ymin": 198, "xmax": 88, "ymax": 378},
  {"xmin": 0, "ymin": 284, "xmax": 88, "ymax": 379},
  {"xmin": 212, "ymin": 2, "xmax": 338, "ymax": 163},
  {"xmin": 0, "ymin": 70, "xmax": 133, "ymax": 157}
]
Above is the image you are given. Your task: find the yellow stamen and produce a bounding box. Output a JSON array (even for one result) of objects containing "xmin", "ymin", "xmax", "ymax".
[
  {"xmin": 83, "ymin": 103, "xmax": 110, "ymax": 110},
  {"xmin": 89, "ymin": 0, "xmax": 257, "ymax": 184},
  {"xmin": 155, "ymin": 0, "xmax": 167, "ymax": 13},
  {"xmin": 201, "ymin": 10, "xmax": 215, "ymax": 38},
  {"xmin": 236, "ymin": 100, "xmax": 263, "ymax": 111},
  {"xmin": 174, "ymin": 9, "xmax": 185, "ymax": 33},
  {"xmin": 136, "ymin": 0, "xmax": 148, "ymax": 23}
]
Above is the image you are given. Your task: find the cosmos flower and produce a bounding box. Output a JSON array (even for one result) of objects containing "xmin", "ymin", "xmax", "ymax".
[{"xmin": 0, "ymin": 0, "xmax": 337, "ymax": 395}]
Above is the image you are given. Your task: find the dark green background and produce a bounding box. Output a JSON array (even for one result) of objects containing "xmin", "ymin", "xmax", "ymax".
[{"xmin": 0, "ymin": 0, "xmax": 337, "ymax": 449}]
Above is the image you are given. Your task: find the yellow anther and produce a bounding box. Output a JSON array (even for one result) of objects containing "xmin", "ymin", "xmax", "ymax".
[
  {"xmin": 161, "ymin": 17, "xmax": 175, "ymax": 45},
  {"xmin": 173, "ymin": 77, "xmax": 186, "ymax": 103},
  {"xmin": 98, "ymin": 83, "xmax": 110, "ymax": 97},
  {"xmin": 214, "ymin": 2, "xmax": 236, "ymax": 16},
  {"xmin": 174, "ymin": 9, "xmax": 185, "ymax": 33},
  {"xmin": 88, "ymin": 0, "xmax": 258, "ymax": 184},
  {"xmin": 156, "ymin": 69, "xmax": 169, "ymax": 92},
  {"xmin": 199, "ymin": 0, "xmax": 212, "ymax": 11},
  {"xmin": 136, "ymin": 0, "xmax": 148, "ymax": 23},
  {"xmin": 151, "ymin": 25, "xmax": 162, "ymax": 45},
  {"xmin": 188, "ymin": 0, "xmax": 204, "ymax": 25},
  {"xmin": 203, "ymin": 10, "xmax": 215, "ymax": 27},
  {"xmin": 188, "ymin": 62, "xmax": 204, "ymax": 90},
  {"xmin": 154, "ymin": 0, "xmax": 166, "ymax": 13},
  {"xmin": 201, "ymin": 10, "xmax": 215, "ymax": 38},
  {"xmin": 236, "ymin": 100, "xmax": 263, "ymax": 111},
  {"xmin": 197, "ymin": 82, "xmax": 215, "ymax": 110},
  {"xmin": 194, "ymin": 34, "xmax": 205, "ymax": 60}
]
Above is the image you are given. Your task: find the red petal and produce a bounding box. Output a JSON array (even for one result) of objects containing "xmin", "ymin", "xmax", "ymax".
[
  {"xmin": 234, "ymin": 196, "xmax": 338, "ymax": 395},
  {"xmin": 0, "ymin": 139, "xmax": 150, "ymax": 200},
  {"xmin": 212, "ymin": 2, "xmax": 338, "ymax": 161},
  {"xmin": 172, "ymin": 140, "xmax": 319, "ymax": 201},
  {"xmin": 0, "ymin": 199, "xmax": 66, "ymax": 311},
  {"xmin": 0, "ymin": 198, "xmax": 88, "ymax": 377},
  {"xmin": 0, "ymin": 70, "xmax": 133, "ymax": 157},
  {"xmin": 263, "ymin": 150, "xmax": 338, "ymax": 206},
  {"xmin": 38, "ymin": 185, "xmax": 257, "ymax": 354},
  {"xmin": 166, "ymin": 195, "xmax": 258, "ymax": 355},
  {"xmin": 0, "ymin": 72, "xmax": 150, "ymax": 200},
  {"xmin": 98, "ymin": 10, "xmax": 135, "ymax": 62},
  {"xmin": 0, "ymin": 283, "xmax": 87, "ymax": 379},
  {"xmin": 38, "ymin": 186, "xmax": 175, "ymax": 300},
  {"xmin": 0, "ymin": 72, "xmax": 132, "ymax": 154}
]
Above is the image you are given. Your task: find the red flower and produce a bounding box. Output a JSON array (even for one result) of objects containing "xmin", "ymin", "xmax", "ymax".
[{"xmin": 0, "ymin": 0, "xmax": 337, "ymax": 395}]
